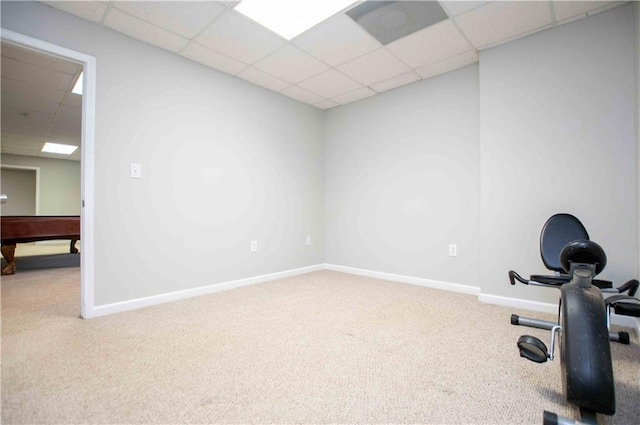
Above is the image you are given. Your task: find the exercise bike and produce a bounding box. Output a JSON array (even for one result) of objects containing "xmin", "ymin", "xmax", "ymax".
[
  {"xmin": 508, "ymin": 214, "xmax": 640, "ymax": 424},
  {"xmin": 512, "ymin": 240, "xmax": 615, "ymax": 424},
  {"xmin": 509, "ymin": 213, "xmax": 639, "ymax": 345}
]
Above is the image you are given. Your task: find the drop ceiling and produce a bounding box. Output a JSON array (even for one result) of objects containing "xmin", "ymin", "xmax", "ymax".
[
  {"xmin": 40, "ymin": 0, "xmax": 626, "ymax": 108},
  {"xmin": 1, "ymin": 41, "xmax": 83, "ymax": 161},
  {"xmin": 0, "ymin": 1, "xmax": 628, "ymax": 161}
]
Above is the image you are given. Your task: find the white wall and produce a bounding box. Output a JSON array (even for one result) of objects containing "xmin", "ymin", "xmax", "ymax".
[
  {"xmin": 0, "ymin": 154, "xmax": 80, "ymax": 215},
  {"xmin": 324, "ymin": 65, "xmax": 480, "ymax": 287},
  {"xmin": 480, "ymin": 4, "xmax": 637, "ymax": 302},
  {"xmin": 1, "ymin": 2, "xmax": 325, "ymax": 305}
]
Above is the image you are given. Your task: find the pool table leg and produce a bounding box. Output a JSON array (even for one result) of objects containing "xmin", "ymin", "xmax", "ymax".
[
  {"xmin": 70, "ymin": 239, "xmax": 79, "ymax": 254},
  {"xmin": 1, "ymin": 244, "xmax": 17, "ymax": 275}
]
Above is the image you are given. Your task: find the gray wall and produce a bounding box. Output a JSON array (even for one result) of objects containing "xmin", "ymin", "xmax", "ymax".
[
  {"xmin": 324, "ymin": 65, "xmax": 480, "ymax": 286},
  {"xmin": 324, "ymin": 4, "xmax": 637, "ymax": 301},
  {"xmin": 1, "ymin": 2, "xmax": 325, "ymax": 305},
  {"xmin": 2, "ymin": 2, "xmax": 638, "ymax": 309},
  {"xmin": 479, "ymin": 5, "xmax": 637, "ymax": 302},
  {"xmin": 1, "ymin": 154, "xmax": 81, "ymax": 216},
  {"xmin": 0, "ymin": 167, "xmax": 36, "ymax": 215}
]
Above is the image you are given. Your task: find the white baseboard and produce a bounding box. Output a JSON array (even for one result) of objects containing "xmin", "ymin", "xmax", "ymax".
[
  {"xmin": 90, "ymin": 264, "xmax": 325, "ymax": 318},
  {"xmin": 89, "ymin": 263, "xmax": 640, "ymax": 339},
  {"xmin": 478, "ymin": 293, "xmax": 558, "ymax": 315},
  {"xmin": 479, "ymin": 292, "xmax": 640, "ymax": 337},
  {"xmin": 324, "ymin": 263, "xmax": 481, "ymax": 296}
]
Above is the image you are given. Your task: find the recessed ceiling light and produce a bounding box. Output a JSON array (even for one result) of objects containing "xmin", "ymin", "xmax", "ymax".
[
  {"xmin": 41, "ymin": 142, "xmax": 78, "ymax": 155},
  {"xmin": 235, "ymin": 0, "xmax": 356, "ymax": 40},
  {"xmin": 72, "ymin": 72, "xmax": 83, "ymax": 95}
]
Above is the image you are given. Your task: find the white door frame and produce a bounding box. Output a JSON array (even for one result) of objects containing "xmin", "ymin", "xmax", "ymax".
[{"xmin": 1, "ymin": 29, "xmax": 96, "ymax": 319}]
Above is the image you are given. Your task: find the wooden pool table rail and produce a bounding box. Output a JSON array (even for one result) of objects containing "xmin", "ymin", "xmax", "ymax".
[{"xmin": 1, "ymin": 216, "xmax": 80, "ymax": 275}]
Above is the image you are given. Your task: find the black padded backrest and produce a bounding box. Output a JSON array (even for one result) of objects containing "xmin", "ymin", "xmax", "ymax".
[{"xmin": 540, "ymin": 213, "xmax": 589, "ymax": 272}]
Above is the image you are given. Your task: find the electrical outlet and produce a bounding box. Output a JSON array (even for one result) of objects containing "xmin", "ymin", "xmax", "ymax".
[
  {"xmin": 250, "ymin": 241, "xmax": 258, "ymax": 253},
  {"xmin": 306, "ymin": 236, "xmax": 311, "ymax": 246},
  {"xmin": 449, "ymin": 244, "xmax": 457, "ymax": 257}
]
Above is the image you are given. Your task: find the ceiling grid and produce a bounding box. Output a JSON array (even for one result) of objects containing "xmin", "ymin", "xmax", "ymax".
[{"xmin": 0, "ymin": 1, "xmax": 628, "ymax": 160}]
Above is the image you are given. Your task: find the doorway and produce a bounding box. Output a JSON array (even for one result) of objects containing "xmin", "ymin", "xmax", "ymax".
[
  {"xmin": 1, "ymin": 29, "xmax": 95, "ymax": 318},
  {"xmin": 0, "ymin": 166, "xmax": 38, "ymax": 216}
]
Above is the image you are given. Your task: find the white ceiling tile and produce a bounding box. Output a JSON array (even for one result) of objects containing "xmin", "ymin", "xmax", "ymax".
[
  {"xmin": 1, "ymin": 57, "xmax": 74, "ymax": 90},
  {"xmin": 554, "ymin": 1, "xmax": 623, "ymax": 25},
  {"xmin": 47, "ymin": 126, "xmax": 81, "ymax": 145},
  {"xmin": 181, "ymin": 43, "xmax": 247, "ymax": 75},
  {"xmin": 5, "ymin": 149, "xmax": 40, "ymax": 157},
  {"xmin": 281, "ymin": 85, "xmax": 325, "ymax": 105},
  {"xmin": 238, "ymin": 67, "xmax": 290, "ymax": 92},
  {"xmin": 68, "ymin": 151, "xmax": 82, "ymax": 162},
  {"xmin": 315, "ymin": 99, "xmax": 339, "ymax": 110},
  {"xmin": 0, "ymin": 117, "xmax": 50, "ymax": 138},
  {"xmin": 1, "ymin": 106, "xmax": 55, "ymax": 127},
  {"xmin": 293, "ymin": 13, "xmax": 381, "ymax": 67},
  {"xmin": 1, "ymin": 93, "xmax": 60, "ymax": 115},
  {"xmin": 104, "ymin": 8, "xmax": 189, "ymax": 53},
  {"xmin": 43, "ymin": 1, "xmax": 107, "ymax": 23},
  {"xmin": 113, "ymin": 1, "xmax": 226, "ymax": 38},
  {"xmin": 1, "ymin": 42, "xmax": 81, "ymax": 74},
  {"xmin": 439, "ymin": 1, "xmax": 488, "ymax": 17},
  {"xmin": 453, "ymin": 1, "xmax": 553, "ymax": 49},
  {"xmin": 1, "ymin": 78, "xmax": 66, "ymax": 104},
  {"xmin": 1, "ymin": 144, "xmax": 43, "ymax": 157},
  {"xmin": 387, "ymin": 19, "xmax": 473, "ymax": 69},
  {"xmin": 1, "ymin": 133, "xmax": 44, "ymax": 144},
  {"xmin": 332, "ymin": 87, "xmax": 376, "ymax": 105},
  {"xmin": 254, "ymin": 45, "xmax": 329, "ymax": 84},
  {"xmin": 62, "ymin": 93, "xmax": 82, "ymax": 108},
  {"xmin": 297, "ymin": 69, "xmax": 362, "ymax": 99},
  {"xmin": 416, "ymin": 50, "xmax": 478, "ymax": 79},
  {"xmin": 370, "ymin": 71, "xmax": 421, "ymax": 93},
  {"xmin": 0, "ymin": 139, "xmax": 36, "ymax": 151},
  {"xmin": 195, "ymin": 11, "xmax": 286, "ymax": 64},
  {"xmin": 337, "ymin": 48, "xmax": 410, "ymax": 86},
  {"xmin": 39, "ymin": 151, "xmax": 75, "ymax": 160},
  {"xmin": 56, "ymin": 104, "xmax": 82, "ymax": 123}
]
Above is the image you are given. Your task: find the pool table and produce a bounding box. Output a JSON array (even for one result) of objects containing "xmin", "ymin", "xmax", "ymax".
[{"xmin": 1, "ymin": 216, "xmax": 80, "ymax": 275}]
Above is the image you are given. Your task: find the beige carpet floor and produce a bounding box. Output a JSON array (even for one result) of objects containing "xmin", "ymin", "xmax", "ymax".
[{"xmin": 1, "ymin": 268, "xmax": 639, "ymax": 424}]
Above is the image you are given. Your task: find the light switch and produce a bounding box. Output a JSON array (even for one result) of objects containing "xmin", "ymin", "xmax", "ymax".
[{"xmin": 130, "ymin": 163, "xmax": 141, "ymax": 179}]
